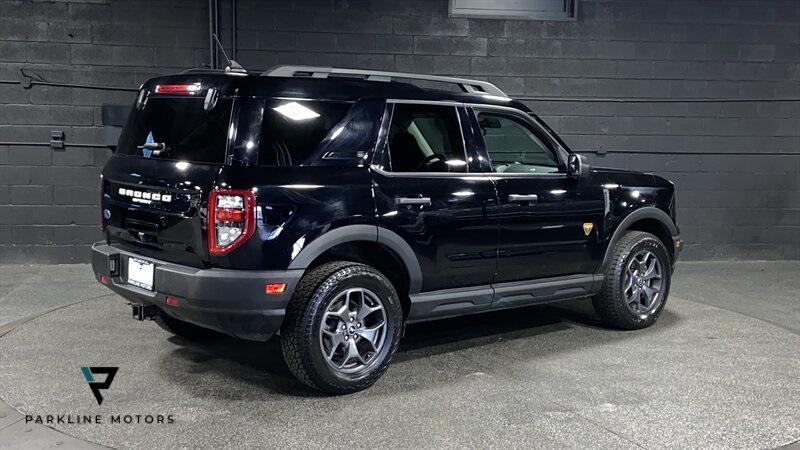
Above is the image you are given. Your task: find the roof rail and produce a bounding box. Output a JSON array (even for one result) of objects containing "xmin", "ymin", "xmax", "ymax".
[
  {"xmin": 262, "ymin": 65, "xmax": 508, "ymax": 98},
  {"xmin": 179, "ymin": 67, "xmax": 248, "ymax": 76},
  {"xmin": 180, "ymin": 67, "xmax": 227, "ymax": 74}
]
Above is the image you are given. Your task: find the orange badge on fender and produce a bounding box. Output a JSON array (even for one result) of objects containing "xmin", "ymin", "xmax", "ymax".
[{"xmin": 583, "ymin": 222, "xmax": 594, "ymax": 236}]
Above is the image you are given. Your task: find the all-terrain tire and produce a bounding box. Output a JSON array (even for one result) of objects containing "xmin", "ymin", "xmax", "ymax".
[
  {"xmin": 280, "ymin": 261, "xmax": 403, "ymax": 395},
  {"xmin": 592, "ymin": 231, "xmax": 672, "ymax": 330}
]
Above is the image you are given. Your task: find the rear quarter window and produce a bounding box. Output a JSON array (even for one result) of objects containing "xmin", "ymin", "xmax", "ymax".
[
  {"xmin": 256, "ymin": 100, "xmax": 352, "ymax": 166},
  {"xmin": 252, "ymin": 99, "xmax": 384, "ymax": 167}
]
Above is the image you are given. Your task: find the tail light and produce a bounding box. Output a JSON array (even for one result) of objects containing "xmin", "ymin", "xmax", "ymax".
[
  {"xmin": 154, "ymin": 83, "xmax": 202, "ymax": 94},
  {"xmin": 208, "ymin": 188, "xmax": 256, "ymax": 256}
]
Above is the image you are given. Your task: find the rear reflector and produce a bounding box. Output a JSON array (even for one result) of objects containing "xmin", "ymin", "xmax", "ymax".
[
  {"xmin": 154, "ymin": 83, "xmax": 202, "ymax": 94},
  {"xmin": 99, "ymin": 275, "xmax": 109, "ymax": 285},
  {"xmin": 165, "ymin": 296, "xmax": 181, "ymax": 307},
  {"xmin": 265, "ymin": 283, "xmax": 286, "ymax": 295}
]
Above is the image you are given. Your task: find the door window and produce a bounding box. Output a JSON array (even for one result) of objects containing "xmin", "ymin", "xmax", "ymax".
[
  {"xmin": 475, "ymin": 110, "xmax": 560, "ymax": 174},
  {"xmin": 387, "ymin": 104, "xmax": 467, "ymax": 173}
]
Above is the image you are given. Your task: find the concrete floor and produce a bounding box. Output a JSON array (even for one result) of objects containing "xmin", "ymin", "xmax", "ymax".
[{"xmin": 0, "ymin": 262, "xmax": 798, "ymax": 449}]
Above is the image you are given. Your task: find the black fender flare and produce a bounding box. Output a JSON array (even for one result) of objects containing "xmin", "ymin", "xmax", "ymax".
[
  {"xmin": 599, "ymin": 207, "xmax": 678, "ymax": 274},
  {"xmin": 287, "ymin": 224, "xmax": 424, "ymax": 294}
]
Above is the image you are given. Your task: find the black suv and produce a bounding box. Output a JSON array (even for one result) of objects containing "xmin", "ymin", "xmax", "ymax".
[{"xmin": 92, "ymin": 66, "xmax": 681, "ymax": 394}]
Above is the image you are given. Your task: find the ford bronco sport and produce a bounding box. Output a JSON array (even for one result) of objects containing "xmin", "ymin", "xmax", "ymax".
[{"xmin": 92, "ymin": 66, "xmax": 681, "ymax": 394}]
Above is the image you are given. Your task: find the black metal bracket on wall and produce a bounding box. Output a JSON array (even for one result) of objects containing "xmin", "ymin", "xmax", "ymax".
[
  {"xmin": 50, "ymin": 130, "xmax": 64, "ymax": 149},
  {"xmin": 0, "ymin": 103, "xmax": 128, "ymax": 150}
]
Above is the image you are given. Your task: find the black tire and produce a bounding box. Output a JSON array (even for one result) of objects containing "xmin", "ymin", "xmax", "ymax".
[
  {"xmin": 155, "ymin": 313, "xmax": 220, "ymax": 340},
  {"xmin": 280, "ymin": 261, "xmax": 404, "ymax": 394},
  {"xmin": 592, "ymin": 231, "xmax": 672, "ymax": 330}
]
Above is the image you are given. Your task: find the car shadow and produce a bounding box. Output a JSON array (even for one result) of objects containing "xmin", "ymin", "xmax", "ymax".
[{"xmin": 157, "ymin": 298, "xmax": 679, "ymax": 398}]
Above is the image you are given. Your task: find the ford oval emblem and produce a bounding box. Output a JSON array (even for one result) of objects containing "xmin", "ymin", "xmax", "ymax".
[{"xmin": 103, "ymin": 209, "xmax": 111, "ymax": 219}]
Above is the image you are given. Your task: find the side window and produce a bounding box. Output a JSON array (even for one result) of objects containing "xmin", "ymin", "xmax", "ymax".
[
  {"xmin": 387, "ymin": 103, "xmax": 467, "ymax": 173},
  {"xmin": 475, "ymin": 110, "xmax": 560, "ymax": 174},
  {"xmin": 257, "ymin": 100, "xmax": 351, "ymax": 166},
  {"xmin": 301, "ymin": 99, "xmax": 385, "ymax": 167}
]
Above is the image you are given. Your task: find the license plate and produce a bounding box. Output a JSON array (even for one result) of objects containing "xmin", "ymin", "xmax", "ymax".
[{"xmin": 127, "ymin": 257, "xmax": 154, "ymax": 291}]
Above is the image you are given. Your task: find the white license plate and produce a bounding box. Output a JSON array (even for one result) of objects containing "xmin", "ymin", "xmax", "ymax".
[{"xmin": 127, "ymin": 257, "xmax": 154, "ymax": 291}]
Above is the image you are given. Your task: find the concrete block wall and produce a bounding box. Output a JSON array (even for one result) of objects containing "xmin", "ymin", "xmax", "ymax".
[{"xmin": 0, "ymin": 0, "xmax": 798, "ymax": 262}]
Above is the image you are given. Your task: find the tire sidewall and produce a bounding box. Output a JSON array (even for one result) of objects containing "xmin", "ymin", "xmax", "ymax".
[
  {"xmin": 614, "ymin": 235, "xmax": 672, "ymax": 326},
  {"xmin": 304, "ymin": 266, "xmax": 403, "ymax": 387}
]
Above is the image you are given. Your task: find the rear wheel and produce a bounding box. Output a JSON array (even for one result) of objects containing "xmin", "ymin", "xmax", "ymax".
[
  {"xmin": 592, "ymin": 231, "xmax": 671, "ymax": 330},
  {"xmin": 280, "ymin": 261, "xmax": 403, "ymax": 394}
]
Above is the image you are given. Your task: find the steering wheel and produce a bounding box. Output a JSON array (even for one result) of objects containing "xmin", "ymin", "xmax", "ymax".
[{"xmin": 415, "ymin": 153, "xmax": 446, "ymax": 171}]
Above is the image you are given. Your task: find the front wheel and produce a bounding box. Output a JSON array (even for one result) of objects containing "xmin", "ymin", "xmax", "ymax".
[
  {"xmin": 592, "ymin": 231, "xmax": 672, "ymax": 330},
  {"xmin": 280, "ymin": 262, "xmax": 403, "ymax": 394}
]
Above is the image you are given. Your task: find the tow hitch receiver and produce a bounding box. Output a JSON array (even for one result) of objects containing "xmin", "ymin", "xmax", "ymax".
[{"xmin": 131, "ymin": 304, "xmax": 158, "ymax": 321}]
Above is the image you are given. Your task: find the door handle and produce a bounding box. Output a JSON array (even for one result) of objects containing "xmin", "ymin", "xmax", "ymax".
[
  {"xmin": 508, "ymin": 194, "xmax": 538, "ymax": 203},
  {"xmin": 395, "ymin": 197, "xmax": 431, "ymax": 206}
]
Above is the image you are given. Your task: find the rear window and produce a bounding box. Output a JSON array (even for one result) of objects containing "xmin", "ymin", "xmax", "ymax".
[{"xmin": 117, "ymin": 97, "xmax": 233, "ymax": 164}]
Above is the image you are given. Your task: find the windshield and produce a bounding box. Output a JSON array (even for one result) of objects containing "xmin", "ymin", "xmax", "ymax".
[{"xmin": 117, "ymin": 97, "xmax": 233, "ymax": 164}]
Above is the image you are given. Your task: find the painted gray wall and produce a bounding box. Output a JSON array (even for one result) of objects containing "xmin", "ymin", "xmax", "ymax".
[{"xmin": 0, "ymin": 0, "xmax": 798, "ymax": 263}]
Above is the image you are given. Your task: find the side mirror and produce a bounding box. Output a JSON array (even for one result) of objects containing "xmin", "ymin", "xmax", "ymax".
[{"xmin": 567, "ymin": 154, "xmax": 590, "ymax": 179}]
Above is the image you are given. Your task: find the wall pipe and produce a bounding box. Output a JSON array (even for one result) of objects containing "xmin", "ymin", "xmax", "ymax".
[
  {"xmin": 231, "ymin": 0, "xmax": 237, "ymax": 61},
  {"xmin": 208, "ymin": 0, "xmax": 218, "ymax": 69}
]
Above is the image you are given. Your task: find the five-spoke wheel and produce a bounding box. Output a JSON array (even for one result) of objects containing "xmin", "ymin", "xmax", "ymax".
[
  {"xmin": 623, "ymin": 249, "xmax": 664, "ymax": 316},
  {"xmin": 593, "ymin": 231, "xmax": 672, "ymax": 330},
  {"xmin": 319, "ymin": 288, "xmax": 387, "ymax": 374},
  {"xmin": 281, "ymin": 261, "xmax": 403, "ymax": 394}
]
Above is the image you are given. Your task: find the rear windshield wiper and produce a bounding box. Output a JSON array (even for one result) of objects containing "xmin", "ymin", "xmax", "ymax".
[{"xmin": 137, "ymin": 142, "xmax": 166, "ymax": 156}]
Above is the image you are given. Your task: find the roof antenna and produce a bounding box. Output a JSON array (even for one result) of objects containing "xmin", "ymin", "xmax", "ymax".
[{"xmin": 213, "ymin": 33, "xmax": 246, "ymax": 74}]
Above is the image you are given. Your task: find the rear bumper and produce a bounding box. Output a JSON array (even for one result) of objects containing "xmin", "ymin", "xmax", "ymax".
[{"xmin": 91, "ymin": 242, "xmax": 302, "ymax": 341}]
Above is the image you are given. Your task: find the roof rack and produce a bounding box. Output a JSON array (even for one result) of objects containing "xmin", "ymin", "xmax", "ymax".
[
  {"xmin": 180, "ymin": 67, "xmax": 247, "ymax": 76},
  {"xmin": 262, "ymin": 65, "xmax": 508, "ymax": 98}
]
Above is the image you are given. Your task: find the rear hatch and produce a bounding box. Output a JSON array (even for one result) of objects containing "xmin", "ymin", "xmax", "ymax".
[{"xmin": 101, "ymin": 76, "xmax": 234, "ymax": 267}]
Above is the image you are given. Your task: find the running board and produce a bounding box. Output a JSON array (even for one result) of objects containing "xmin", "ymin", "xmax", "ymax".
[{"xmin": 407, "ymin": 274, "xmax": 601, "ymax": 323}]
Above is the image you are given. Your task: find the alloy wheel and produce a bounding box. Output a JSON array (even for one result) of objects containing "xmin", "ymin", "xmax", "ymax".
[
  {"xmin": 318, "ymin": 287, "xmax": 388, "ymax": 375},
  {"xmin": 623, "ymin": 250, "xmax": 664, "ymax": 316}
]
